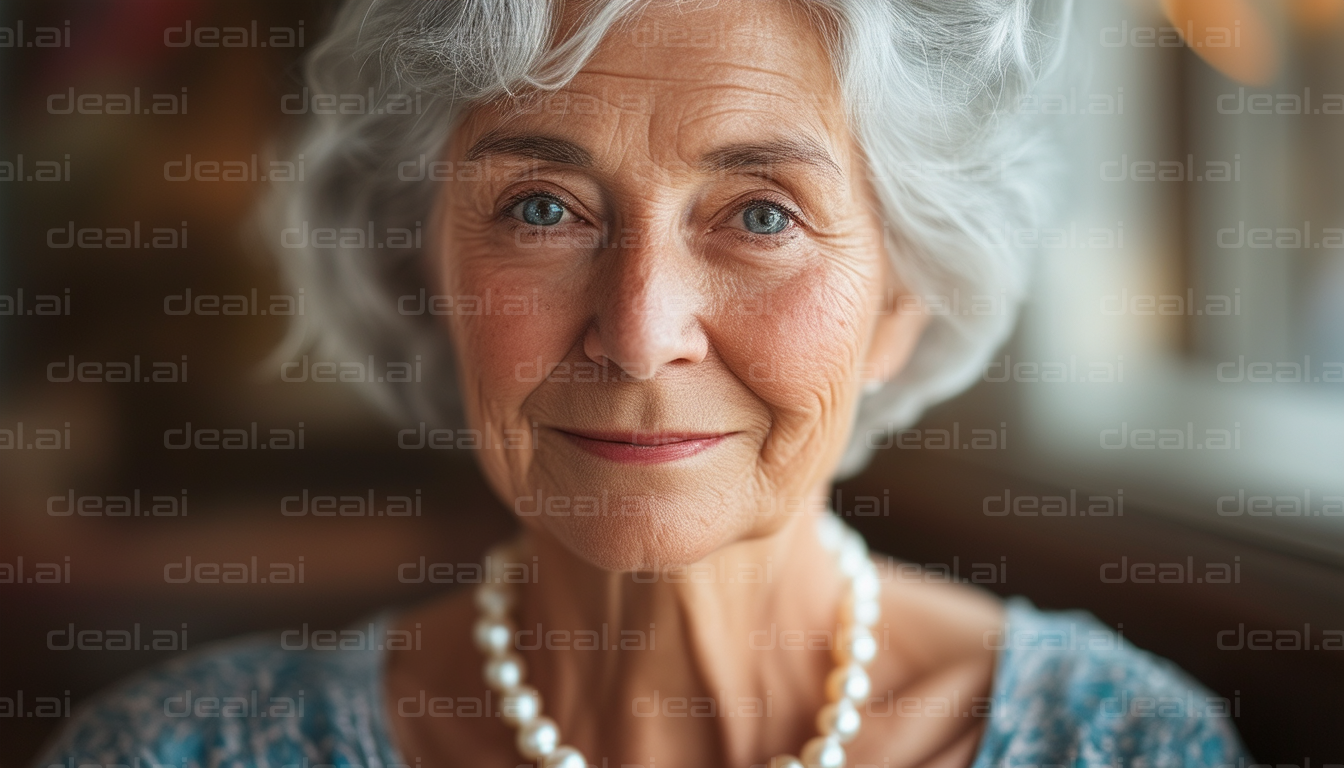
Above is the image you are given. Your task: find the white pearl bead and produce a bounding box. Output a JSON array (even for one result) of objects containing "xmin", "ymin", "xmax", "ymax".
[
  {"xmin": 517, "ymin": 716, "xmax": 560, "ymax": 759},
  {"xmin": 542, "ymin": 746, "xmax": 587, "ymax": 768},
  {"xmin": 484, "ymin": 653, "xmax": 526, "ymax": 691},
  {"xmin": 816, "ymin": 515, "xmax": 846, "ymax": 551},
  {"xmin": 473, "ymin": 617, "xmax": 514, "ymax": 656},
  {"xmin": 800, "ymin": 735, "xmax": 846, "ymax": 768},
  {"xmin": 825, "ymin": 663, "xmax": 871, "ymax": 703},
  {"xmin": 500, "ymin": 685, "xmax": 542, "ymax": 727},
  {"xmin": 816, "ymin": 698, "xmax": 862, "ymax": 743},
  {"xmin": 850, "ymin": 568, "xmax": 881, "ymax": 603},
  {"xmin": 839, "ymin": 529, "xmax": 867, "ymax": 558},
  {"xmin": 837, "ymin": 547, "xmax": 868, "ymax": 580},
  {"xmin": 840, "ymin": 593, "xmax": 881, "ymax": 627},
  {"xmin": 833, "ymin": 625, "xmax": 878, "ymax": 667},
  {"xmin": 768, "ymin": 756, "xmax": 805, "ymax": 768},
  {"xmin": 475, "ymin": 582, "xmax": 516, "ymax": 617}
]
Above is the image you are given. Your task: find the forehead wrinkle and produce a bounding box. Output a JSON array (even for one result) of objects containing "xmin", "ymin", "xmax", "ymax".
[
  {"xmin": 574, "ymin": 59, "xmax": 815, "ymax": 85},
  {"xmin": 571, "ymin": 66, "xmax": 822, "ymax": 101},
  {"xmin": 466, "ymin": 50, "xmax": 853, "ymax": 191},
  {"xmin": 668, "ymin": 101, "xmax": 849, "ymax": 182},
  {"xmin": 663, "ymin": 85, "xmax": 845, "ymax": 142}
]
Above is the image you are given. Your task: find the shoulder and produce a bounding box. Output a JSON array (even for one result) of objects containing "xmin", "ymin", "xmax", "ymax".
[
  {"xmin": 975, "ymin": 597, "xmax": 1250, "ymax": 767},
  {"xmin": 33, "ymin": 615, "xmax": 404, "ymax": 767}
]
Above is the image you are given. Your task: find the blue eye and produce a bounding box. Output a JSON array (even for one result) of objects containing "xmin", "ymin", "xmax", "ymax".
[
  {"xmin": 512, "ymin": 195, "xmax": 567, "ymax": 226},
  {"xmin": 741, "ymin": 203, "xmax": 790, "ymax": 235}
]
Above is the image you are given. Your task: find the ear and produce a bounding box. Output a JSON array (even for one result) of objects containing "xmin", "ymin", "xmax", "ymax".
[{"xmin": 862, "ymin": 257, "xmax": 928, "ymax": 392}]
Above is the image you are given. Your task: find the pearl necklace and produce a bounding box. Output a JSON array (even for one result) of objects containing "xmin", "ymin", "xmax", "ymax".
[{"xmin": 473, "ymin": 512, "xmax": 881, "ymax": 768}]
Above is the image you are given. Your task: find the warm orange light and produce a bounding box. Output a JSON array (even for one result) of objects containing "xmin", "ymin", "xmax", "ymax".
[
  {"xmin": 1161, "ymin": 0, "xmax": 1280, "ymax": 85},
  {"xmin": 1286, "ymin": 0, "xmax": 1344, "ymax": 32}
]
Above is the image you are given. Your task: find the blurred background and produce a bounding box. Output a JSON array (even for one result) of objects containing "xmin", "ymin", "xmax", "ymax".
[{"xmin": 3, "ymin": 0, "xmax": 1344, "ymax": 763}]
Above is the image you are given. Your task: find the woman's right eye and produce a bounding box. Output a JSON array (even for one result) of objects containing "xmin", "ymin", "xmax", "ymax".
[{"xmin": 508, "ymin": 195, "xmax": 575, "ymax": 227}]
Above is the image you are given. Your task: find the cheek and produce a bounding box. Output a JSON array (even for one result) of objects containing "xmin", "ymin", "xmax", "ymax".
[
  {"xmin": 441, "ymin": 270, "xmax": 581, "ymax": 416},
  {"xmin": 715, "ymin": 262, "xmax": 871, "ymax": 414}
]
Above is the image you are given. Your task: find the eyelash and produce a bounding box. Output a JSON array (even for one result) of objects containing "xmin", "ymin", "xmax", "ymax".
[{"xmin": 496, "ymin": 189, "xmax": 804, "ymax": 239}]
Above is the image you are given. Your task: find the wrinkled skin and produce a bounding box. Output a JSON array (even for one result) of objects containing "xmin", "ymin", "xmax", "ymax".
[{"xmin": 386, "ymin": 2, "xmax": 1002, "ymax": 766}]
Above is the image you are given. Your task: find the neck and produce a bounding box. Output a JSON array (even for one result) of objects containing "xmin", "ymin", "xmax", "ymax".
[{"xmin": 513, "ymin": 504, "xmax": 847, "ymax": 766}]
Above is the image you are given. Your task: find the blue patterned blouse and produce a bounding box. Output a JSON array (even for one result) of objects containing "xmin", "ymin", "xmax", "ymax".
[{"xmin": 34, "ymin": 597, "xmax": 1250, "ymax": 767}]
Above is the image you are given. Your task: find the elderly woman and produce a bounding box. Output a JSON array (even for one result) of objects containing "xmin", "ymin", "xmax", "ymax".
[{"xmin": 39, "ymin": 0, "xmax": 1248, "ymax": 767}]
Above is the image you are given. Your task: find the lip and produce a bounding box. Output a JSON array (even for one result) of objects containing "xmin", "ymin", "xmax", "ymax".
[{"xmin": 554, "ymin": 428, "xmax": 731, "ymax": 465}]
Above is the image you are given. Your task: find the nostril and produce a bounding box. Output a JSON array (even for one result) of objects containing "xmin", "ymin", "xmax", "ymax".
[
  {"xmin": 582, "ymin": 318, "xmax": 695, "ymax": 382},
  {"xmin": 617, "ymin": 359, "xmax": 659, "ymax": 382}
]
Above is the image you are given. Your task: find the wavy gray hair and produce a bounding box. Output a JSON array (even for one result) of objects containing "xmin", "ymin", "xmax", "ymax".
[{"xmin": 265, "ymin": 0, "xmax": 1069, "ymax": 478}]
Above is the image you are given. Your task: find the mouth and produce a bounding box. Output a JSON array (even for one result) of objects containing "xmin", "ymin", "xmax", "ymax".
[{"xmin": 553, "ymin": 428, "xmax": 732, "ymax": 465}]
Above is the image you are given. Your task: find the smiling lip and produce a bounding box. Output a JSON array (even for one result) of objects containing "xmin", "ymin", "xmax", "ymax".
[{"xmin": 555, "ymin": 429, "xmax": 731, "ymax": 465}]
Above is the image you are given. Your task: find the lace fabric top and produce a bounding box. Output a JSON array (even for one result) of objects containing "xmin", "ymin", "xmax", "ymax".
[{"xmin": 33, "ymin": 597, "xmax": 1250, "ymax": 767}]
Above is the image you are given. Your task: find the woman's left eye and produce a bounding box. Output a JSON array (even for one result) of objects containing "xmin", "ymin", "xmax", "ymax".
[
  {"xmin": 508, "ymin": 195, "xmax": 575, "ymax": 227},
  {"xmin": 734, "ymin": 202, "xmax": 794, "ymax": 235}
]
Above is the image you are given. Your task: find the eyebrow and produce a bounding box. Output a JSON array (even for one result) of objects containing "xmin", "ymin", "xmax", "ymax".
[
  {"xmin": 464, "ymin": 131, "xmax": 843, "ymax": 180},
  {"xmin": 465, "ymin": 131, "xmax": 595, "ymax": 166},
  {"xmin": 698, "ymin": 138, "xmax": 844, "ymax": 181}
]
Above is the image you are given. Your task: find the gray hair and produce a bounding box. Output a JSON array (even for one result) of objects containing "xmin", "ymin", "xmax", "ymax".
[{"xmin": 265, "ymin": 0, "xmax": 1070, "ymax": 479}]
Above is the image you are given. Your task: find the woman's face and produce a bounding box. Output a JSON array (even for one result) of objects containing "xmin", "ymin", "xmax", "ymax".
[{"xmin": 434, "ymin": 1, "xmax": 924, "ymax": 571}]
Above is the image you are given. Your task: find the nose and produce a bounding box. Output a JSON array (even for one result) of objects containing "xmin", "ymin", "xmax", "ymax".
[{"xmin": 582, "ymin": 239, "xmax": 708, "ymax": 381}]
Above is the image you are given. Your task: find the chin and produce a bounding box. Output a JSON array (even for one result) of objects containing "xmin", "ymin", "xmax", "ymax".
[{"xmin": 520, "ymin": 491, "xmax": 762, "ymax": 573}]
